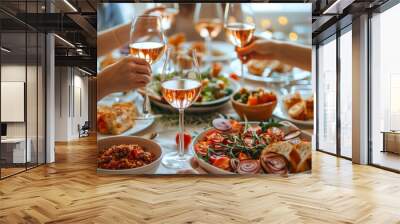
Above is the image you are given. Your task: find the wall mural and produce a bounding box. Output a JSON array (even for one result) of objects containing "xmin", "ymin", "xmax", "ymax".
[{"xmin": 96, "ymin": 3, "xmax": 313, "ymax": 175}]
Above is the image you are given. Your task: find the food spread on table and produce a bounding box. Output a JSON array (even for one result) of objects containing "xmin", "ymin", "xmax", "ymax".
[
  {"xmin": 98, "ymin": 144, "xmax": 156, "ymax": 169},
  {"xmin": 97, "ymin": 102, "xmax": 137, "ymax": 135},
  {"xmin": 283, "ymin": 92, "xmax": 313, "ymax": 121},
  {"xmin": 193, "ymin": 119, "xmax": 311, "ymax": 174},
  {"xmin": 97, "ymin": 5, "xmax": 313, "ymax": 175}
]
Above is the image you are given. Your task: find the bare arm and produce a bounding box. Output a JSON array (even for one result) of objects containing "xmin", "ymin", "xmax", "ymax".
[
  {"xmin": 237, "ymin": 39, "xmax": 312, "ymax": 72},
  {"xmin": 275, "ymin": 42, "xmax": 311, "ymax": 71},
  {"xmin": 97, "ymin": 23, "xmax": 130, "ymax": 57}
]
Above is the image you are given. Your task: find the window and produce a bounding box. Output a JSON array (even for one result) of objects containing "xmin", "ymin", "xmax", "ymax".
[
  {"xmin": 339, "ymin": 29, "xmax": 352, "ymax": 158},
  {"xmin": 370, "ymin": 3, "xmax": 400, "ymax": 171},
  {"xmin": 317, "ymin": 36, "xmax": 337, "ymax": 154}
]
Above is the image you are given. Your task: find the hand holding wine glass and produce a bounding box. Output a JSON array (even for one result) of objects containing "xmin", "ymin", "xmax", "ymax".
[
  {"xmin": 130, "ymin": 15, "xmax": 166, "ymax": 118},
  {"xmin": 224, "ymin": 3, "xmax": 255, "ymax": 85},
  {"xmin": 160, "ymin": 49, "xmax": 202, "ymax": 169}
]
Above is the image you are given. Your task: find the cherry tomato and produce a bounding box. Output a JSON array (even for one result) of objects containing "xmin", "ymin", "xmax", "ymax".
[
  {"xmin": 212, "ymin": 156, "xmax": 231, "ymax": 171},
  {"xmin": 229, "ymin": 72, "xmax": 240, "ymax": 81},
  {"xmin": 175, "ymin": 132, "xmax": 192, "ymax": 150},
  {"xmin": 247, "ymin": 95, "xmax": 258, "ymax": 106}
]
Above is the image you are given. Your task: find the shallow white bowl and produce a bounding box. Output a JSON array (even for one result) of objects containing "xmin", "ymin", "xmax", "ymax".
[{"xmin": 97, "ymin": 136, "xmax": 162, "ymax": 174}]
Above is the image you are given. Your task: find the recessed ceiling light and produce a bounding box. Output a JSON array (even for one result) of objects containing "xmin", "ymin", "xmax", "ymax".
[
  {"xmin": 54, "ymin": 34, "xmax": 75, "ymax": 48},
  {"xmin": 1, "ymin": 47, "xmax": 11, "ymax": 53},
  {"xmin": 78, "ymin": 67, "xmax": 93, "ymax": 76},
  {"xmin": 63, "ymin": 0, "xmax": 78, "ymax": 12}
]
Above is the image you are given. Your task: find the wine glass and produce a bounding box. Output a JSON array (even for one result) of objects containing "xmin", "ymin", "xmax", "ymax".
[
  {"xmin": 160, "ymin": 48, "xmax": 202, "ymax": 169},
  {"xmin": 153, "ymin": 3, "xmax": 179, "ymax": 31},
  {"xmin": 130, "ymin": 15, "xmax": 166, "ymax": 118},
  {"xmin": 224, "ymin": 3, "xmax": 255, "ymax": 86},
  {"xmin": 194, "ymin": 3, "xmax": 223, "ymax": 62}
]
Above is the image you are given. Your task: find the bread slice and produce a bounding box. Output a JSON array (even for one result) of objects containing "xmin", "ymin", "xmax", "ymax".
[
  {"xmin": 294, "ymin": 141, "xmax": 312, "ymax": 172},
  {"xmin": 288, "ymin": 101, "xmax": 306, "ymax": 120},
  {"xmin": 262, "ymin": 141, "xmax": 312, "ymax": 173}
]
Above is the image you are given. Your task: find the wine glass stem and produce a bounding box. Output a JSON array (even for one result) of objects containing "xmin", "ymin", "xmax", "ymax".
[
  {"xmin": 178, "ymin": 108, "xmax": 185, "ymax": 158},
  {"xmin": 205, "ymin": 36, "xmax": 211, "ymax": 63},
  {"xmin": 143, "ymin": 84, "xmax": 151, "ymax": 116},
  {"xmin": 240, "ymin": 61, "xmax": 245, "ymax": 87}
]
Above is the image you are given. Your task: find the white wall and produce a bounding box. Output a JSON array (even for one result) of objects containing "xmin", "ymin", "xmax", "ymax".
[{"xmin": 54, "ymin": 67, "xmax": 89, "ymax": 141}]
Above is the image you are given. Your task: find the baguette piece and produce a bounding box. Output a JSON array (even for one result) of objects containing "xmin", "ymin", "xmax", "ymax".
[
  {"xmin": 288, "ymin": 101, "xmax": 307, "ymax": 120},
  {"xmin": 261, "ymin": 140, "xmax": 311, "ymax": 173}
]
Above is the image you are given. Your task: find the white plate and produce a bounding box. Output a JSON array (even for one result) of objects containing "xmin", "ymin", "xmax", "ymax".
[
  {"xmin": 273, "ymin": 89, "xmax": 313, "ymax": 127},
  {"xmin": 182, "ymin": 41, "xmax": 236, "ymax": 62},
  {"xmin": 97, "ymin": 92, "xmax": 155, "ymax": 139},
  {"xmin": 230, "ymin": 60, "xmax": 311, "ymax": 84}
]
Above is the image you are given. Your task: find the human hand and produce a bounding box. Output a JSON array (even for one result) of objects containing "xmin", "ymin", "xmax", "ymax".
[
  {"xmin": 236, "ymin": 37, "xmax": 281, "ymax": 64},
  {"xmin": 98, "ymin": 56, "xmax": 151, "ymax": 100}
]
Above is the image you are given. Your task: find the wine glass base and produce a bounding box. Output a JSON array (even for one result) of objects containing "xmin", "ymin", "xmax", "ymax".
[{"xmin": 162, "ymin": 151, "xmax": 191, "ymax": 169}]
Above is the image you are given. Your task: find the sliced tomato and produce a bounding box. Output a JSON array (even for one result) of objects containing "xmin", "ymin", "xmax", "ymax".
[
  {"xmin": 194, "ymin": 141, "xmax": 209, "ymax": 156},
  {"xmin": 212, "ymin": 156, "xmax": 231, "ymax": 171},
  {"xmin": 209, "ymin": 155, "xmax": 218, "ymax": 164}
]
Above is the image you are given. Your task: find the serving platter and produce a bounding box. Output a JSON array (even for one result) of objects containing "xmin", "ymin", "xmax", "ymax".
[
  {"xmin": 191, "ymin": 121, "xmax": 312, "ymax": 175},
  {"xmin": 230, "ymin": 60, "xmax": 311, "ymax": 84},
  {"xmin": 181, "ymin": 41, "xmax": 236, "ymax": 62},
  {"xmin": 97, "ymin": 91, "xmax": 155, "ymax": 139}
]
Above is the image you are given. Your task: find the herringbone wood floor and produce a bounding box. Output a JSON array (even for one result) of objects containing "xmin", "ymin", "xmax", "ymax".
[{"xmin": 1, "ymin": 136, "xmax": 400, "ymax": 224}]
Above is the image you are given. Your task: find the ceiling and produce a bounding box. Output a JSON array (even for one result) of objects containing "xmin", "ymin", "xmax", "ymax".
[
  {"xmin": 0, "ymin": 0, "xmax": 96, "ymax": 74},
  {"xmin": 1, "ymin": 0, "xmax": 394, "ymax": 74}
]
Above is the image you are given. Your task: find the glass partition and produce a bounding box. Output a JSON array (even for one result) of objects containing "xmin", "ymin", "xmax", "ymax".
[
  {"xmin": 0, "ymin": 1, "xmax": 46, "ymax": 179},
  {"xmin": 339, "ymin": 28, "xmax": 352, "ymax": 158},
  {"xmin": 317, "ymin": 36, "xmax": 337, "ymax": 155}
]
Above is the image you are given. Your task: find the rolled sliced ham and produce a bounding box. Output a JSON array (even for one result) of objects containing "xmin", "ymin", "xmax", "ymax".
[{"xmin": 260, "ymin": 152, "xmax": 288, "ymax": 174}]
